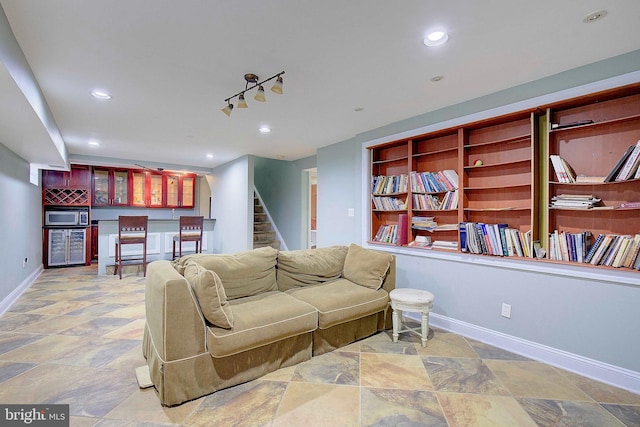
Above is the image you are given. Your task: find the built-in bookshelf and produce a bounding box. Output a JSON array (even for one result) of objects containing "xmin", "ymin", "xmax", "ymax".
[
  {"xmin": 368, "ymin": 82, "xmax": 640, "ymax": 271},
  {"xmin": 461, "ymin": 112, "xmax": 538, "ymax": 257},
  {"xmin": 543, "ymin": 84, "xmax": 640, "ymax": 269}
]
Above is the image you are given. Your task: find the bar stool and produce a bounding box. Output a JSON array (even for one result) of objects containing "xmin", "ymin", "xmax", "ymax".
[
  {"xmin": 114, "ymin": 216, "xmax": 148, "ymax": 279},
  {"xmin": 389, "ymin": 288, "xmax": 435, "ymax": 347},
  {"xmin": 173, "ymin": 216, "xmax": 204, "ymax": 259}
]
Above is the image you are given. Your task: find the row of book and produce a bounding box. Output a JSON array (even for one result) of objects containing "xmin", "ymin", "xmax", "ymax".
[
  {"xmin": 372, "ymin": 174, "xmax": 408, "ymax": 195},
  {"xmin": 549, "ymin": 140, "xmax": 640, "ymax": 184},
  {"xmin": 548, "ymin": 230, "xmax": 591, "ymax": 263},
  {"xmin": 585, "ymin": 233, "xmax": 640, "ymax": 269},
  {"xmin": 550, "ymin": 194, "xmax": 601, "ymax": 209},
  {"xmin": 372, "ymin": 224, "xmax": 399, "ymax": 244},
  {"xmin": 460, "ymin": 222, "xmax": 533, "ymax": 258},
  {"xmin": 410, "ymin": 170, "xmax": 458, "ymax": 194},
  {"xmin": 372, "ymin": 196, "xmax": 407, "ymax": 211},
  {"xmin": 412, "ymin": 189, "xmax": 458, "ymax": 210}
]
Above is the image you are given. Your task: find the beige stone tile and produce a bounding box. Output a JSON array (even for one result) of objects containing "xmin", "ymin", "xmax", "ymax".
[
  {"xmin": 0, "ymin": 335, "xmax": 86, "ymax": 363},
  {"xmin": 361, "ymin": 387, "xmax": 447, "ymax": 426},
  {"xmin": 485, "ymin": 360, "xmax": 594, "ymax": 401},
  {"xmin": 104, "ymin": 387, "xmax": 200, "ymax": 425},
  {"xmin": 68, "ymin": 415, "xmax": 99, "ymax": 427},
  {"xmin": 416, "ymin": 331, "xmax": 480, "ymax": 358},
  {"xmin": 104, "ymin": 304, "xmax": 146, "ymax": 320},
  {"xmin": 272, "ymin": 382, "xmax": 359, "ymax": 427},
  {"xmin": 262, "ymin": 364, "xmax": 296, "ymax": 382},
  {"xmin": 103, "ymin": 319, "xmax": 146, "ymax": 341},
  {"xmin": 439, "ymin": 392, "xmax": 538, "ymax": 427},
  {"xmin": 185, "ymin": 380, "xmax": 286, "ymax": 427},
  {"xmin": 360, "ymin": 352, "xmax": 433, "ymax": 390},
  {"xmin": 42, "ymin": 290, "xmax": 99, "ymax": 301},
  {"xmin": 29, "ymin": 300, "xmax": 97, "ymax": 316},
  {"xmin": 17, "ymin": 314, "xmax": 95, "ymax": 334},
  {"xmin": 518, "ymin": 397, "xmax": 629, "ymax": 427},
  {"xmin": 424, "ymin": 357, "xmax": 510, "ymax": 395},
  {"xmin": 555, "ymin": 368, "xmax": 640, "ymax": 405},
  {"xmin": 292, "ymin": 351, "xmax": 359, "ymax": 385},
  {"xmin": 103, "ymin": 344, "xmax": 146, "ymax": 372}
]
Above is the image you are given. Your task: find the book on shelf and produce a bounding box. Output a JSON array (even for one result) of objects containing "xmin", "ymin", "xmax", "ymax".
[
  {"xmin": 373, "ymin": 224, "xmax": 399, "ymax": 244},
  {"xmin": 372, "ymin": 174, "xmax": 408, "ymax": 195},
  {"xmin": 432, "ymin": 240, "xmax": 458, "ymax": 250},
  {"xmin": 550, "ymin": 119, "xmax": 594, "ymax": 130},
  {"xmin": 550, "ymin": 194, "xmax": 601, "ymax": 209},
  {"xmin": 604, "ymin": 145, "xmax": 636, "ymax": 182},
  {"xmin": 549, "ymin": 230, "xmax": 592, "ymax": 263},
  {"xmin": 459, "ymin": 222, "xmax": 531, "ymax": 258},
  {"xmin": 615, "ymin": 140, "xmax": 640, "ymax": 181},
  {"xmin": 408, "ymin": 235, "xmax": 432, "ymax": 247},
  {"xmin": 549, "ymin": 155, "xmax": 576, "ymax": 183},
  {"xmin": 410, "ymin": 170, "xmax": 458, "ymax": 193},
  {"xmin": 372, "ymin": 196, "xmax": 407, "ymax": 210},
  {"xmin": 575, "ymin": 175, "xmax": 606, "ymax": 183},
  {"xmin": 619, "ymin": 201, "xmax": 640, "ymax": 209},
  {"xmin": 398, "ymin": 214, "xmax": 408, "ymax": 246}
]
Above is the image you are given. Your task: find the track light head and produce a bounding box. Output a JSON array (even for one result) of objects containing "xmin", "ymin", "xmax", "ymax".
[
  {"xmin": 271, "ymin": 76, "xmax": 283, "ymax": 94},
  {"xmin": 221, "ymin": 103, "xmax": 234, "ymax": 117},
  {"xmin": 237, "ymin": 93, "xmax": 248, "ymax": 108},
  {"xmin": 254, "ymin": 85, "xmax": 266, "ymax": 102}
]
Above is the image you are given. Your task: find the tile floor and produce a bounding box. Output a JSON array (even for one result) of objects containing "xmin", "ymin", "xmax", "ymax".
[{"xmin": 0, "ymin": 265, "xmax": 639, "ymax": 426}]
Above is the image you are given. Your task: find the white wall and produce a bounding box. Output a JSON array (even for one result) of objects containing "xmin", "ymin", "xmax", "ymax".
[
  {"xmin": 0, "ymin": 142, "xmax": 43, "ymax": 313},
  {"xmin": 210, "ymin": 155, "xmax": 253, "ymax": 254}
]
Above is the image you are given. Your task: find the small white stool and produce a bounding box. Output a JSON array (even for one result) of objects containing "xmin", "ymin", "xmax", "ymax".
[{"xmin": 389, "ymin": 288, "xmax": 435, "ymax": 347}]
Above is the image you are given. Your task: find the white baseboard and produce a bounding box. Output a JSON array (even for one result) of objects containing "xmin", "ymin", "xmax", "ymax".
[
  {"xmin": 405, "ymin": 312, "xmax": 640, "ymax": 395},
  {"xmin": 0, "ymin": 265, "xmax": 43, "ymax": 316}
]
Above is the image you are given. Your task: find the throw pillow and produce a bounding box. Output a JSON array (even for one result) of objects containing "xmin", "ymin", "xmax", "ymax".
[
  {"xmin": 184, "ymin": 261, "xmax": 233, "ymax": 329},
  {"xmin": 343, "ymin": 243, "xmax": 393, "ymax": 290}
]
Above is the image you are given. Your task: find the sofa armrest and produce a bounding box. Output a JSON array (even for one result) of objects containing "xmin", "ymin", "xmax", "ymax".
[
  {"xmin": 381, "ymin": 255, "xmax": 396, "ymax": 295},
  {"xmin": 145, "ymin": 260, "xmax": 207, "ymax": 361}
]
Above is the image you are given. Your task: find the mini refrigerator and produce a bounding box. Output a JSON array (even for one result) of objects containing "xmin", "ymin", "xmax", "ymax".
[{"xmin": 48, "ymin": 228, "xmax": 87, "ymax": 266}]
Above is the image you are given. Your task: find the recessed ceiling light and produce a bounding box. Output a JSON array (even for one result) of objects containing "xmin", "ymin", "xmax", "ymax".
[
  {"xmin": 206, "ymin": 153, "xmax": 214, "ymax": 159},
  {"xmin": 90, "ymin": 89, "xmax": 112, "ymax": 100},
  {"xmin": 259, "ymin": 126, "xmax": 271, "ymax": 134},
  {"xmin": 582, "ymin": 10, "xmax": 607, "ymax": 23},
  {"xmin": 88, "ymin": 140, "xmax": 99, "ymax": 147},
  {"xmin": 424, "ymin": 30, "xmax": 448, "ymax": 46},
  {"xmin": 354, "ymin": 107, "xmax": 364, "ymax": 112},
  {"xmin": 431, "ymin": 75, "xmax": 444, "ymax": 82}
]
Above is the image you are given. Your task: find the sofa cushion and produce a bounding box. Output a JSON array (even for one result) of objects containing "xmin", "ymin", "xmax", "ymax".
[
  {"xmin": 206, "ymin": 291, "xmax": 318, "ymax": 358},
  {"xmin": 285, "ymin": 278, "xmax": 389, "ymax": 329},
  {"xmin": 276, "ymin": 245, "xmax": 348, "ymax": 291},
  {"xmin": 174, "ymin": 247, "xmax": 278, "ymax": 300},
  {"xmin": 183, "ymin": 261, "xmax": 233, "ymax": 329},
  {"xmin": 343, "ymin": 243, "xmax": 393, "ymax": 290}
]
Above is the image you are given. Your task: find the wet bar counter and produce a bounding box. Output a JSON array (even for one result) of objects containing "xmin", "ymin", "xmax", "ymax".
[{"xmin": 97, "ymin": 218, "xmax": 215, "ymax": 275}]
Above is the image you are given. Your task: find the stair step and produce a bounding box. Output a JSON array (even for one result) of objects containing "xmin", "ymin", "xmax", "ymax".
[
  {"xmin": 254, "ymin": 213, "xmax": 267, "ymax": 222},
  {"xmin": 253, "ymin": 240, "xmax": 281, "ymax": 250},
  {"xmin": 254, "ymin": 231, "xmax": 276, "ymax": 242},
  {"xmin": 254, "ymin": 223, "xmax": 272, "ymax": 232}
]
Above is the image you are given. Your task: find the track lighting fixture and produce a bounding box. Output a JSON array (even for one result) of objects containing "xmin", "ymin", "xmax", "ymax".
[{"xmin": 221, "ymin": 71, "xmax": 284, "ymax": 116}]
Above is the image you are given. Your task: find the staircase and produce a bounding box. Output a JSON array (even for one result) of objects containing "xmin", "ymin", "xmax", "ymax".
[{"xmin": 253, "ymin": 194, "xmax": 280, "ymax": 249}]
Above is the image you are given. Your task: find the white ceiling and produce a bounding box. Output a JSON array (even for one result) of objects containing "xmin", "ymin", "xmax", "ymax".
[{"xmin": 1, "ymin": 1, "xmax": 639, "ymax": 171}]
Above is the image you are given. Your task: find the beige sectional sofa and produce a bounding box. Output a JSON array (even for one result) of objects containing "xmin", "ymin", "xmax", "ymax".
[{"xmin": 142, "ymin": 243, "xmax": 395, "ymax": 406}]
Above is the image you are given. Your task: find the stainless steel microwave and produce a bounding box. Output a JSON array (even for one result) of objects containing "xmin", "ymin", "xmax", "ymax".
[{"xmin": 45, "ymin": 209, "xmax": 89, "ymax": 227}]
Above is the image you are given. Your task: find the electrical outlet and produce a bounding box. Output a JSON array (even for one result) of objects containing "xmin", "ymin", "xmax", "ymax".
[
  {"xmin": 501, "ymin": 303, "xmax": 512, "ymax": 319},
  {"xmin": 347, "ymin": 208, "xmax": 355, "ymax": 217}
]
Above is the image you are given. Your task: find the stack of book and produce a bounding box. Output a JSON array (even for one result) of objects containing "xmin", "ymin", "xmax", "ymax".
[
  {"xmin": 432, "ymin": 240, "xmax": 458, "ymax": 250},
  {"xmin": 372, "ymin": 196, "xmax": 407, "ymax": 211},
  {"xmin": 550, "ymin": 194, "xmax": 601, "ymax": 209},
  {"xmin": 548, "ymin": 230, "xmax": 592, "ymax": 263},
  {"xmin": 585, "ymin": 234, "xmax": 640, "ymax": 269},
  {"xmin": 549, "ymin": 155, "xmax": 576, "ymax": 183},
  {"xmin": 459, "ymin": 222, "xmax": 533, "ymax": 258},
  {"xmin": 410, "ymin": 170, "xmax": 458, "ymax": 193},
  {"xmin": 411, "ymin": 216, "xmax": 437, "ymax": 232},
  {"xmin": 372, "ymin": 174, "xmax": 408, "ymax": 194}
]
